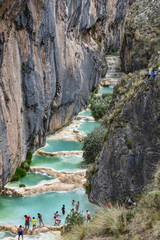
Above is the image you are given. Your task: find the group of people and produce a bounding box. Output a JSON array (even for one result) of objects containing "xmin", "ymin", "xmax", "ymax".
[
  {"xmin": 145, "ymin": 68, "xmax": 157, "ymax": 83},
  {"xmin": 17, "ymin": 213, "xmax": 44, "ymax": 239},
  {"xmin": 17, "ymin": 200, "xmax": 91, "ymax": 239}
]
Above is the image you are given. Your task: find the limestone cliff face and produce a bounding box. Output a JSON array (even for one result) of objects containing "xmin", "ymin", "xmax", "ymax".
[{"xmin": 89, "ymin": 76, "xmax": 160, "ymax": 203}]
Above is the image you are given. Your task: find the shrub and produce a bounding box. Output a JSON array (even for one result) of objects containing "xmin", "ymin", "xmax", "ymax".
[
  {"xmin": 19, "ymin": 184, "xmax": 26, "ymax": 188},
  {"xmin": 11, "ymin": 152, "xmax": 32, "ymax": 182},
  {"xmin": 26, "ymin": 158, "xmax": 32, "ymax": 165},
  {"xmin": 91, "ymin": 93, "xmax": 112, "ymax": 120},
  {"xmin": 11, "ymin": 168, "xmax": 27, "ymax": 182},
  {"xmin": 15, "ymin": 168, "xmax": 27, "ymax": 178},
  {"xmin": 65, "ymin": 210, "xmax": 85, "ymax": 232},
  {"xmin": 26, "ymin": 152, "xmax": 32, "ymax": 160},
  {"xmin": 82, "ymin": 126, "xmax": 107, "ymax": 164},
  {"xmin": 11, "ymin": 175, "xmax": 20, "ymax": 182}
]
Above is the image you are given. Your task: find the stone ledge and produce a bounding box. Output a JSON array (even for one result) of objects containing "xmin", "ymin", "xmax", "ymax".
[{"xmin": 0, "ymin": 225, "xmax": 61, "ymax": 235}]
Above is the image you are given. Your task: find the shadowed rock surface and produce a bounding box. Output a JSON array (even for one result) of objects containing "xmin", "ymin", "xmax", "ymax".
[{"xmin": 89, "ymin": 79, "xmax": 160, "ymax": 203}]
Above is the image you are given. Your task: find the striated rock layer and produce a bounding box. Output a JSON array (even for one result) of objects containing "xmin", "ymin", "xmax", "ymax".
[{"xmin": 0, "ymin": 0, "xmax": 132, "ymax": 188}]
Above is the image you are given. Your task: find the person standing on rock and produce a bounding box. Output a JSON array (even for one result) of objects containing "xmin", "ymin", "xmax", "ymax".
[
  {"xmin": 31, "ymin": 217, "xmax": 37, "ymax": 230},
  {"xmin": 17, "ymin": 225, "xmax": 24, "ymax": 240},
  {"xmin": 37, "ymin": 213, "xmax": 44, "ymax": 227},
  {"xmin": 76, "ymin": 201, "xmax": 80, "ymax": 211},
  {"xmin": 24, "ymin": 215, "xmax": 31, "ymax": 230}
]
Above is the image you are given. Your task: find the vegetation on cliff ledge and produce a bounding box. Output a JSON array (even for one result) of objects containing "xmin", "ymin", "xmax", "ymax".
[
  {"xmin": 11, "ymin": 152, "xmax": 32, "ymax": 182},
  {"xmin": 90, "ymin": 93, "xmax": 112, "ymax": 120}
]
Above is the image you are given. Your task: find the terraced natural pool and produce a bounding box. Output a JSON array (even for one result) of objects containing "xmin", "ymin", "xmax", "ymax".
[
  {"xmin": 0, "ymin": 189, "xmax": 97, "ymax": 226},
  {"xmin": 77, "ymin": 120, "xmax": 100, "ymax": 134},
  {"xmin": 40, "ymin": 139, "xmax": 83, "ymax": 153},
  {"xmin": 98, "ymin": 86, "xmax": 113, "ymax": 95},
  {"xmin": 31, "ymin": 154, "xmax": 83, "ymax": 172},
  {"xmin": 7, "ymin": 173, "xmax": 55, "ymax": 188}
]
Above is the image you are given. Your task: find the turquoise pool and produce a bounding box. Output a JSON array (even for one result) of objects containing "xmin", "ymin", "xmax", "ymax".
[
  {"xmin": 98, "ymin": 87, "xmax": 113, "ymax": 95},
  {"xmin": 0, "ymin": 231, "xmax": 15, "ymax": 239},
  {"xmin": 40, "ymin": 139, "xmax": 83, "ymax": 153},
  {"xmin": 31, "ymin": 154, "xmax": 83, "ymax": 172},
  {"xmin": 0, "ymin": 189, "xmax": 97, "ymax": 226},
  {"xmin": 77, "ymin": 120, "xmax": 100, "ymax": 134},
  {"xmin": 78, "ymin": 110, "xmax": 92, "ymax": 117},
  {"xmin": 7, "ymin": 173, "xmax": 54, "ymax": 188}
]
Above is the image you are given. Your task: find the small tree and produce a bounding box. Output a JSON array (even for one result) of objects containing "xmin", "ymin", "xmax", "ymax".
[
  {"xmin": 91, "ymin": 93, "xmax": 112, "ymax": 120},
  {"xmin": 82, "ymin": 126, "xmax": 107, "ymax": 164},
  {"xmin": 65, "ymin": 210, "xmax": 85, "ymax": 232}
]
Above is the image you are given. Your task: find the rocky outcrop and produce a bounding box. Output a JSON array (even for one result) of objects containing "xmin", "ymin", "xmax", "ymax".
[
  {"xmin": 121, "ymin": 0, "xmax": 160, "ymax": 72},
  {"xmin": 89, "ymin": 76, "xmax": 160, "ymax": 203},
  {"xmin": 2, "ymin": 167, "xmax": 85, "ymax": 196},
  {"xmin": 0, "ymin": 224, "xmax": 61, "ymax": 235}
]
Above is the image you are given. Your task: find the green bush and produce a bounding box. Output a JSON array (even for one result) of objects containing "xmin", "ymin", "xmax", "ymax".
[
  {"xmin": 19, "ymin": 184, "xmax": 26, "ymax": 188},
  {"xmin": 15, "ymin": 168, "xmax": 27, "ymax": 178},
  {"xmin": 88, "ymin": 86, "xmax": 99, "ymax": 105},
  {"xmin": 82, "ymin": 126, "xmax": 107, "ymax": 164},
  {"xmin": 11, "ymin": 175, "xmax": 20, "ymax": 182},
  {"xmin": 91, "ymin": 93, "xmax": 112, "ymax": 120},
  {"xmin": 11, "ymin": 168, "xmax": 27, "ymax": 182},
  {"xmin": 27, "ymin": 152, "xmax": 32, "ymax": 160},
  {"xmin": 65, "ymin": 210, "xmax": 85, "ymax": 232},
  {"xmin": 11, "ymin": 152, "xmax": 32, "ymax": 182},
  {"xmin": 26, "ymin": 158, "xmax": 32, "ymax": 165}
]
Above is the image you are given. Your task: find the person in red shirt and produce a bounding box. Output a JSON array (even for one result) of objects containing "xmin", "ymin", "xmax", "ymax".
[
  {"xmin": 24, "ymin": 215, "xmax": 31, "ymax": 230},
  {"xmin": 106, "ymin": 202, "xmax": 113, "ymax": 208}
]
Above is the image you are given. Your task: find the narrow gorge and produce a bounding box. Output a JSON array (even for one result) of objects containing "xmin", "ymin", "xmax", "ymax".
[{"xmin": 0, "ymin": 0, "xmax": 160, "ymax": 239}]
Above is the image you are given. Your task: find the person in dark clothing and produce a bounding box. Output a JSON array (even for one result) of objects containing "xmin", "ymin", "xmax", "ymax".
[
  {"xmin": 61, "ymin": 205, "xmax": 66, "ymax": 215},
  {"xmin": 151, "ymin": 69, "xmax": 157, "ymax": 83}
]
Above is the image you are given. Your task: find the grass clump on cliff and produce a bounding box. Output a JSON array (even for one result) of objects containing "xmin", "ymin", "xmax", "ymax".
[
  {"xmin": 90, "ymin": 93, "xmax": 112, "ymax": 120},
  {"xmin": 82, "ymin": 126, "xmax": 107, "ymax": 164},
  {"xmin": 11, "ymin": 152, "xmax": 32, "ymax": 182}
]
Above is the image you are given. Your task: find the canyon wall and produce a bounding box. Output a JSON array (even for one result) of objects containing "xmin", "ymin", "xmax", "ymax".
[{"xmin": 0, "ymin": 0, "xmax": 132, "ymax": 188}]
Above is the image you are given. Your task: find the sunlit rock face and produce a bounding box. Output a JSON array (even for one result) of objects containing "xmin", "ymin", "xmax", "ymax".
[{"xmin": 0, "ymin": 0, "xmax": 131, "ymax": 187}]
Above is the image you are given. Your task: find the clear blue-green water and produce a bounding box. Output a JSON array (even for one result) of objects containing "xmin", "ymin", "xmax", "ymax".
[
  {"xmin": 98, "ymin": 87, "xmax": 113, "ymax": 95},
  {"xmin": 0, "ymin": 231, "xmax": 15, "ymax": 239},
  {"xmin": 78, "ymin": 110, "xmax": 92, "ymax": 117},
  {"xmin": 31, "ymin": 155, "xmax": 83, "ymax": 172},
  {"xmin": 40, "ymin": 139, "xmax": 83, "ymax": 153},
  {"xmin": 0, "ymin": 189, "xmax": 97, "ymax": 226},
  {"xmin": 7, "ymin": 173, "xmax": 54, "ymax": 188},
  {"xmin": 77, "ymin": 120, "xmax": 100, "ymax": 134}
]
